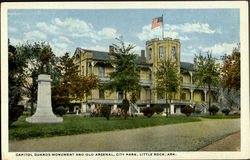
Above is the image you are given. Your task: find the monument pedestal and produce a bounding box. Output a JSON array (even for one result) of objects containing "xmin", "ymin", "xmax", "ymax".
[{"xmin": 26, "ymin": 74, "xmax": 63, "ymax": 123}]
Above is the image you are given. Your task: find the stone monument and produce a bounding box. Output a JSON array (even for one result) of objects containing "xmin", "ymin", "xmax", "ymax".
[{"xmin": 26, "ymin": 48, "xmax": 63, "ymax": 123}]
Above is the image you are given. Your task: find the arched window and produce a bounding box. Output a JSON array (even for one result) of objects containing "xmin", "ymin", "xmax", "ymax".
[
  {"xmin": 149, "ymin": 48, "xmax": 152, "ymax": 60},
  {"xmin": 76, "ymin": 54, "xmax": 80, "ymax": 59},
  {"xmin": 172, "ymin": 47, "xmax": 176, "ymax": 59},
  {"xmin": 159, "ymin": 47, "xmax": 163, "ymax": 59}
]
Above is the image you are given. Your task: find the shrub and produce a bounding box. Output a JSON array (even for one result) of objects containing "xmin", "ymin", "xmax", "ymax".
[
  {"xmin": 153, "ymin": 104, "xmax": 164, "ymax": 114},
  {"xmin": 141, "ymin": 107, "xmax": 155, "ymax": 118},
  {"xmin": 181, "ymin": 105, "xmax": 195, "ymax": 117},
  {"xmin": 54, "ymin": 106, "xmax": 67, "ymax": 116},
  {"xmin": 222, "ymin": 108, "xmax": 230, "ymax": 116},
  {"xmin": 208, "ymin": 105, "xmax": 219, "ymax": 115},
  {"xmin": 100, "ymin": 104, "xmax": 111, "ymax": 120},
  {"xmin": 195, "ymin": 109, "xmax": 202, "ymax": 114},
  {"xmin": 9, "ymin": 105, "xmax": 24, "ymax": 126},
  {"xmin": 122, "ymin": 99, "xmax": 130, "ymax": 119}
]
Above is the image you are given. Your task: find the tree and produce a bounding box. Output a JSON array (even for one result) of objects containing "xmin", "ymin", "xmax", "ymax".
[
  {"xmin": 8, "ymin": 40, "xmax": 26, "ymax": 125},
  {"xmin": 221, "ymin": 44, "xmax": 240, "ymax": 92},
  {"xmin": 154, "ymin": 59, "xmax": 181, "ymax": 117},
  {"xmin": 193, "ymin": 52, "xmax": 220, "ymax": 109},
  {"xmin": 104, "ymin": 37, "xmax": 140, "ymax": 118},
  {"xmin": 17, "ymin": 41, "xmax": 55, "ymax": 115},
  {"xmin": 52, "ymin": 53, "xmax": 99, "ymax": 110}
]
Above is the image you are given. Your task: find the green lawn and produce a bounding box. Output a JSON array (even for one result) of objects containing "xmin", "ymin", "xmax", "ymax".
[
  {"xmin": 200, "ymin": 114, "xmax": 240, "ymax": 119},
  {"xmin": 10, "ymin": 115, "xmax": 201, "ymax": 141}
]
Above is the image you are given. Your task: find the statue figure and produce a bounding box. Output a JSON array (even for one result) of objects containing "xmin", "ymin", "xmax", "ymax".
[{"xmin": 40, "ymin": 47, "xmax": 51, "ymax": 74}]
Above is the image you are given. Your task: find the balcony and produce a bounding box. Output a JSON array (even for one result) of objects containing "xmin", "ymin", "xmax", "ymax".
[{"xmin": 99, "ymin": 77, "xmax": 110, "ymax": 82}]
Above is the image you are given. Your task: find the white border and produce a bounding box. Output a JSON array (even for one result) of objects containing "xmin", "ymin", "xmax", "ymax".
[{"xmin": 1, "ymin": 1, "xmax": 249, "ymax": 160}]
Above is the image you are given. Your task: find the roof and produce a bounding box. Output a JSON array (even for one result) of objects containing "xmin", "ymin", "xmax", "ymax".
[
  {"xmin": 80, "ymin": 48, "xmax": 194, "ymax": 70},
  {"xmin": 85, "ymin": 49, "xmax": 111, "ymax": 60},
  {"xmin": 180, "ymin": 62, "xmax": 194, "ymax": 71}
]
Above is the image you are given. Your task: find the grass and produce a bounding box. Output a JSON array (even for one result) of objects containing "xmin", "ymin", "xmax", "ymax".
[
  {"xmin": 200, "ymin": 114, "xmax": 240, "ymax": 119},
  {"xmin": 10, "ymin": 115, "xmax": 201, "ymax": 141}
]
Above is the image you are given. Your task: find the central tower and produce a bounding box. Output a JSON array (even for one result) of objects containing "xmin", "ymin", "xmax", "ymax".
[{"xmin": 146, "ymin": 37, "xmax": 181, "ymax": 104}]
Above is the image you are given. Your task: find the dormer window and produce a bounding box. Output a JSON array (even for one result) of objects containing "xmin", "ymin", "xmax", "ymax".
[
  {"xmin": 159, "ymin": 47, "xmax": 163, "ymax": 59},
  {"xmin": 149, "ymin": 48, "xmax": 152, "ymax": 60},
  {"xmin": 76, "ymin": 54, "xmax": 80, "ymax": 59},
  {"xmin": 172, "ymin": 47, "xmax": 176, "ymax": 59}
]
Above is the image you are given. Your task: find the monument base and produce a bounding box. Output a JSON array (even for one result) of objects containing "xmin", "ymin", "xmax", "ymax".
[
  {"xmin": 26, "ymin": 114, "xmax": 63, "ymax": 124},
  {"xmin": 26, "ymin": 74, "xmax": 63, "ymax": 124}
]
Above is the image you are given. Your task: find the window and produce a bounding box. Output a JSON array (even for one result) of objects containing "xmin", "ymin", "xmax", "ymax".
[
  {"xmin": 159, "ymin": 47, "xmax": 164, "ymax": 59},
  {"xmin": 82, "ymin": 66, "xmax": 84, "ymax": 76},
  {"xmin": 149, "ymin": 48, "xmax": 152, "ymax": 60},
  {"xmin": 157, "ymin": 92, "xmax": 164, "ymax": 100},
  {"xmin": 76, "ymin": 54, "xmax": 80, "ymax": 59},
  {"xmin": 137, "ymin": 90, "xmax": 141, "ymax": 100},
  {"xmin": 118, "ymin": 92, "xmax": 123, "ymax": 100},
  {"xmin": 172, "ymin": 47, "xmax": 176, "ymax": 59},
  {"xmin": 149, "ymin": 72, "xmax": 152, "ymax": 80},
  {"xmin": 181, "ymin": 93, "xmax": 186, "ymax": 100},
  {"xmin": 99, "ymin": 89, "xmax": 104, "ymax": 99},
  {"xmin": 201, "ymin": 92, "xmax": 205, "ymax": 101},
  {"xmin": 99, "ymin": 66, "xmax": 105, "ymax": 78}
]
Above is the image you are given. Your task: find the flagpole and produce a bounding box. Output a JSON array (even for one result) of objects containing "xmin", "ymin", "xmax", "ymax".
[{"xmin": 162, "ymin": 14, "xmax": 164, "ymax": 39}]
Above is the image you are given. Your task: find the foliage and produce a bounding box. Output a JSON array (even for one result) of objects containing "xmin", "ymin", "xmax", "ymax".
[
  {"xmin": 122, "ymin": 99, "xmax": 130, "ymax": 119},
  {"xmin": 221, "ymin": 89, "xmax": 240, "ymax": 110},
  {"xmin": 208, "ymin": 105, "xmax": 219, "ymax": 115},
  {"xmin": 130, "ymin": 90, "xmax": 139, "ymax": 104},
  {"xmin": 103, "ymin": 37, "xmax": 140, "ymax": 119},
  {"xmin": 154, "ymin": 59, "xmax": 181, "ymax": 116},
  {"xmin": 100, "ymin": 104, "xmax": 111, "ymax": 120},
  {"xmin": 153, "ymin": 104, "xmax": 164, "ymax": 114},
  {"xmin": 141, "ymin": 107, "xmax": 155, "ymax": 118},
  {"xmin": 10, "ymin": 115, "xmax": 201, "ymax": 141},
  {"xmin": 52, "ymin": 53, "xmax": 99, "ymax": 110},
  {"xmin": 181, "ymin": 105, "xmax": 195, "ymax": 117},
  {"xmin": 9, "ymin": 105, "xmax": 24, "ymax": 126},
  {"xmin": 221, "ymin": 108, "xmax": 230, "ymax": 116},
  {"xmin": 8, "ymin": 42, "xmax": 26, "ymax": 125},
  {"xmin": 221, "ymin": 44, "xmax": 240, "ymax": 91},
  {"xmin": 193, "ymin": 52, "xmax": 220, "ymax": 109},
  {"xmin": 54, "ymin": 106, "xmax": 67, "ymax": 116},
  {"xmin": 16, "ymin": 41, "xmax": 56, "ymax": 115}
]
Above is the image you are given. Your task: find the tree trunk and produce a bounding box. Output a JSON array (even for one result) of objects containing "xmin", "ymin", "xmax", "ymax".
[
  {"xmin": 165, "ymin": 92, "xmax": 168, "ymax": 117},
  {"xmin": 31, "ymin": 95, "xmax": 34, "ymax": 115},
  {"xmin": 208, "ymin": 85, "xmax": 211, "ymax": 109}
]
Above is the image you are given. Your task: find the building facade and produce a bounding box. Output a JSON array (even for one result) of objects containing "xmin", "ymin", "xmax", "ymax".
[{"xmin": 72, "ymin": 38, "xmax": 219, "ymax": 115}]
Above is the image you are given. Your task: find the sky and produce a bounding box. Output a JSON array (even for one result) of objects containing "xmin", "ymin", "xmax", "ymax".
[{"xmin": 8, "ymin": 9, "xmax": 240, "ymax": 63}]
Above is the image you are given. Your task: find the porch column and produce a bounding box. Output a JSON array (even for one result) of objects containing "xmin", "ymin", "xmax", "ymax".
[
  {"xmin": 81, "ymin": 103, "xmax": 87, "ymax": 113},
  {"xmin": 190, "ymin": 89, "xmax": 194, "ymax": 104},
  {"xmin": 91, "ymin": 104, "xmax": 95, "ymax": 112},
  {"xmin": 189, "ymin": 71, "xmax": 193, "ymax": 85},
  {"xmin": 204, "ymin": 90, "xmax": 207, "ymax": 104},
  {"xmin": 170, "ymin": 104, "xmax": 175, "ymax": 114},
  {"xmin": 91, "ymin": 61, "xmax": 96, "ymax": 100}
]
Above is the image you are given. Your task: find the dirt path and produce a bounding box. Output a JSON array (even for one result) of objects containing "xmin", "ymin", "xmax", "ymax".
[
  {"xmin": 10, "ymin": 119, "xmax": 240, "ymax": 151},
  {"xmin": 199, "ymin": 132, "xmax": 240, "ymax": 151}
]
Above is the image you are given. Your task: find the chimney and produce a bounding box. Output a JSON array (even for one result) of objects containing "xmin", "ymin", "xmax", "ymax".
[
  {"xmin": 141, "ymin": 50, "xmax": 145, "ymax": 63},
  {"xmin": 109, "ymin": 45, "xmax": 114, "ymax": 54}
]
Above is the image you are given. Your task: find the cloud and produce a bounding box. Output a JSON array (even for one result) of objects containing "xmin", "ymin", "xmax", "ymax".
[
  {"xmin": 24, "ymin": 30, "xmax": 47, "ymax": 41},
  {"xmin": 137, "ymin": 24, "xmax": 190, "ymax": 41},
  {"xmin": 165, "ymin": 23, "xmax": 216, "ymax": 34},
  {"xmin": 54, "ymin": 18, "xmax": 92, "ymax": 33},
  {"xmin": 54, "ymin": 18, "xmax": 119, "ymax": 41},
  {"xmin": 36, "ymin": 22, "xmax": 59, "ymax": 34},
  {"xmin": 51, "ymin": 42, "xmax": 69, "ymax": 56},
  {"xmin": 82, "ymin": 45, "xmax": 109, "ymax": 52},
  {"xmin": 198, "ymin": 42, "xmax": 237, "ymax": 55},
  {"xmin": 9, "ymin": 27, "xmax": 17, "ymax": 33}
]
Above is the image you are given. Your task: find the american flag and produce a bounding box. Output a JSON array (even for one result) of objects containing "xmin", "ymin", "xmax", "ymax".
[{"xmin": 152, "ymin": 16, "xmax": 163, "ymax": 29}]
